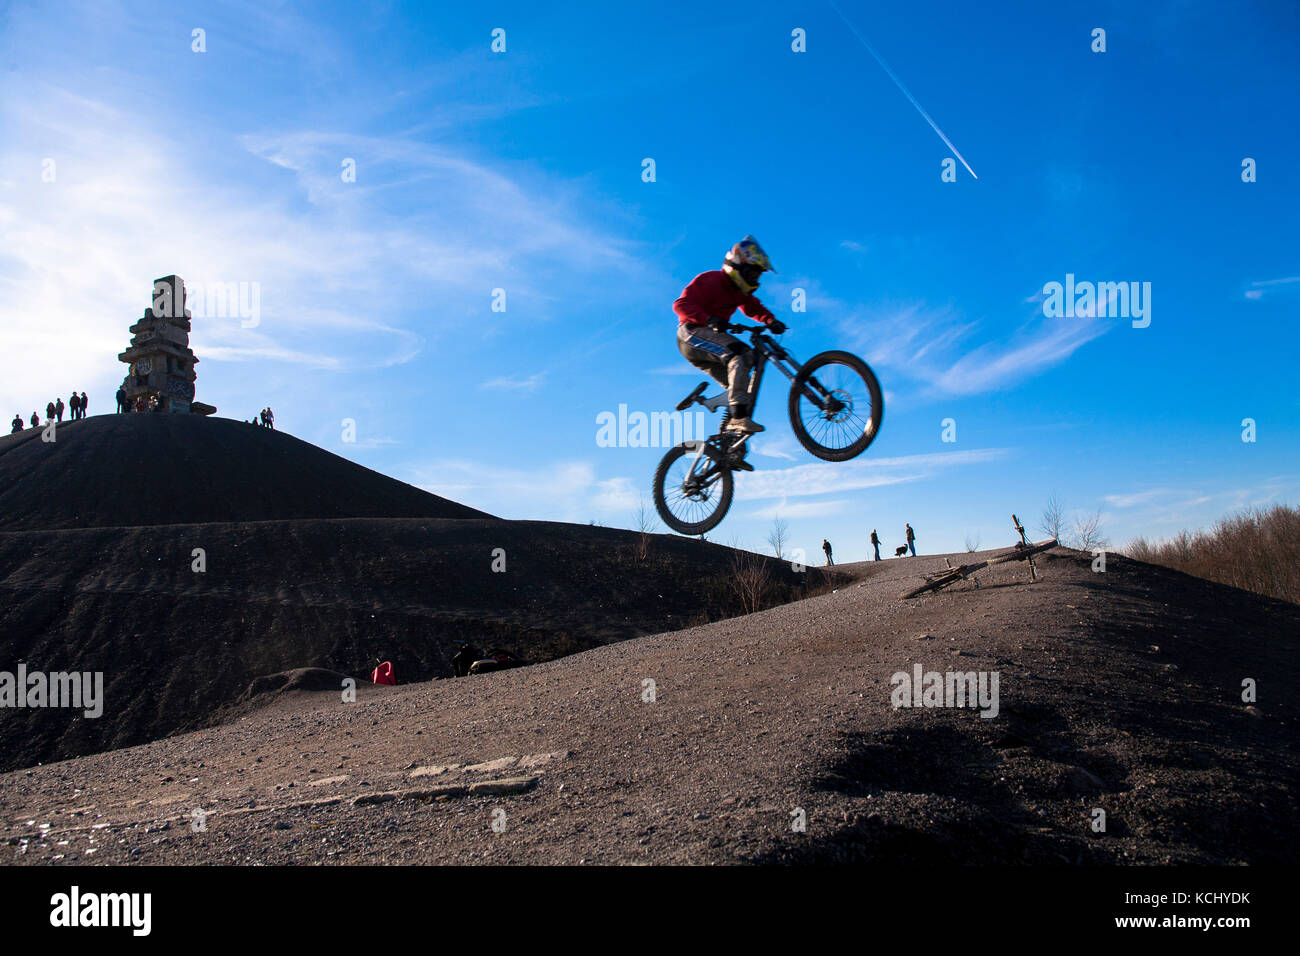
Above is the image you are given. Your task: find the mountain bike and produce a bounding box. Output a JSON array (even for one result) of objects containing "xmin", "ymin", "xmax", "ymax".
[{"xmin": 652, "ymin": 323, "xmax": 883, "ymax": 535}]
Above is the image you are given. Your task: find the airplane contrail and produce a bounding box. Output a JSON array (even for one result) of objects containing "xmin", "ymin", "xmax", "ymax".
[{"xmin": 826, "ymin": 0, "xmax": 978, "ymax": 180}]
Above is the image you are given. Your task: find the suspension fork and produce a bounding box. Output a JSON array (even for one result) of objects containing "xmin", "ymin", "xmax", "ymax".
[{"xmin": 685, "ymin": 440, "xmax": 710, "ymax": 476}]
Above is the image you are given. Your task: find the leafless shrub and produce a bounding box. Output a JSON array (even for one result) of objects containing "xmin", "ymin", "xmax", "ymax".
[
  {"xmin": 767, "ymin": 516, "xmax": 790, "ymax": 560},
  {"xmin": 964, "ymin": 532, "xmax": 981, "ymax": 552},
  {"xmin": 1122, "ymin": 504, "xmax": 1300, "ymax": 605},
  {"xmin": 1126, "ymin": 536, "xmax": 1156, "ymax": 563},
  {"xmin": 1074, "ymin": 510, "xmax": 1109, "ymax": 551},
  {"xmin": 729, "ymin": 547, "xmax": 773, "ymax": 614}
]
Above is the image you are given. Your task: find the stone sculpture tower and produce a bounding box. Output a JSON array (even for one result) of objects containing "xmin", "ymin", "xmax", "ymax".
[{"xmin": 118, "ymin": 275, "xmax": 210, "ymax": 414}]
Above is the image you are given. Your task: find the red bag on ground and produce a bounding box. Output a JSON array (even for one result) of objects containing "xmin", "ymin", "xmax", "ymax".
[{"xmin": 371, "ymin": 661, "xmax": 396, "ymax": 685}]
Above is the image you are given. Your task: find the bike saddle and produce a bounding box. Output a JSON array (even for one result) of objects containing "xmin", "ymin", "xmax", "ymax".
[{"xmin": 676, "ymin": 382, "xmax": 708, "ymax": 411}]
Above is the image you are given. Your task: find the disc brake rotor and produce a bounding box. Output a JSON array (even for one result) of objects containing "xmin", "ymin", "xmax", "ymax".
[{"xmin": 822, "ymin": 388, "xmax": 853, "ymax": 423}]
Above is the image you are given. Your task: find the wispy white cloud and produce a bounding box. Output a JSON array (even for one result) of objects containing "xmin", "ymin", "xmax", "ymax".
[
  {"xmin": 0, "ymin": 71, "xmax": 644, "ymax": 414},
  {"xmin": 749, "ymin": 498, "xmax": 853, "ymax": 520},
  {"xmin": 199, "ymin": 346, "xmax": 342, "ymax": 368},
  {"xmin": 1103, "ymin": 488, "xmax": 1171, "ymax": 508},
  {"xmin": 481, "ymin": 373, "xmax": 546, "ymax": 392},
  {"xmin": 1109, "ymin": 478, "xmax": 1300, "ymax": 545},
  {"xmin": 736, "ymin": 448, "xmax": 1007, "ymax": 501},
  {"xmin": 1244, "ymin": 275, "xmax": 1300, "ymax": 300},
  {"xmin": 928, "ymin": 316, "xmax": 1107, "ymax": 394},
  {"xmin": 785, "ymin": 277, "xmax": 1108, "ymax": 398},
  {"xmin": 406, "ymin": 446, "xmax": 1007, "ymax": 525},
  {"xmin": 407, "ymin": 459, "xmax": 639, "ymax": 523},
  {"xmin": 751, "ymin": 436, "xmax": 799, "ymax": 461}
]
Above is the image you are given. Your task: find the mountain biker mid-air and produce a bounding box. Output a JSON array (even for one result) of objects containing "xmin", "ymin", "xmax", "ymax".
[
  {"xmin": 656, "ymin": 240, "xmax": 884, "ymax": 534},
  {"xmin": 673, "ymin": 236, "xmax": 787, "ymax": 435}
]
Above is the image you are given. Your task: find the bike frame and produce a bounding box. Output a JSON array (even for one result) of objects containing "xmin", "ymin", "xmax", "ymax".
[{"xmin": 677, "ymin": 325, "xmax": 827, "ymax": 485}]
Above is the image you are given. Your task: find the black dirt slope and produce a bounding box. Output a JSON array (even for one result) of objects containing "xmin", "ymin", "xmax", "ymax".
[
  {"xmin": 0, "ymin": 414, "xmax": 490, "ymax": 530},
  {"xmin": 3, "ymin": 549, "xmax": 1294, "ymax": 866},
  {"xmin": 0, "ymin": 517, "xmax": 819, "ymax": 772},
  {"xmin": 0, "ymin": 412, "xmax": 825, "ymax": 773}
]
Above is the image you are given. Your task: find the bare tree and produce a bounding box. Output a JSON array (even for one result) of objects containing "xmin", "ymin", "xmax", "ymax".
[
  {"xmin": 634, "ymin": 499, "xmax": 657, "ymax": 560},
  {"xmin": 1039, "ymin": 495, "xmax": 1066, "ymax": 542},
  {"xmin": 767, "ymin": 516, "xmax": 790, "ymax": 560},
  {"xmin": 1074, "ymin": 510, "xmax": 1109, "ymax": 552},
  {"xmin": 634, "ymin": 499, "xmax": 656, "ymax": 534},
  {"xmin": 964, "ymin": 532, "xmax": 981, "ymax": 553}
]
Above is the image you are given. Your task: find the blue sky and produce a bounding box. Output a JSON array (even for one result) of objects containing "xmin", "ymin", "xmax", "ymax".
[{"xmin": 2, "ymin": 0, "xmax": 1297, "ymax": 560}]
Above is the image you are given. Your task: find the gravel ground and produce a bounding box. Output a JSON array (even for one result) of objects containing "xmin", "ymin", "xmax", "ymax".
[{"xmin": 3, "ymin": 547, "xmax": 1294, "ymax": 866}]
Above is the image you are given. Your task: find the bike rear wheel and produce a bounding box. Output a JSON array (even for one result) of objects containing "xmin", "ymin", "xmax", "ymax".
[
  {"xmin": 653, "ymin": 443, "xmax": 734, "ymax": 535},
  {"xmin": 788, "ymin": 350, "xmax": 883, "ymax": 462}
]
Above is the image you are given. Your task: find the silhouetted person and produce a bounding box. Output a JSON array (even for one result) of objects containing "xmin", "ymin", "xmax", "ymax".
[
  {"xmin": 451, "ymin": 643, "xmax": 483, "ymax": 678},
  {"xmin": 822, "ymin": 538, "xmax": 833, "ymax": 566},
  {"xmin": 870, "ymin": 529, "xmax": 881, "ymax": 561},
  {"xmin": 80, "ymin": 392, "xmax": 88, "ymax": 419},
  {"xmin": 265, "ymin": 407, "xmax": 275, "ymax": 430},
  {"xmin": 68, "ymin": 393, "xmax": 79, "ymax": 420},
  {"xmin": 30, "ymin": 412, "xmax": 39, "ymax": 429},
  {"xmin": 54, "ymin": 397, "xmax": 64, "ymax": 422},
  {"xmin": 906, "ymin": 523, "xmax": 916, "ymax": 557},
  {"xmin": 116, "ymin": 387, "xmax": 126, "ymax": 413},
  {"xmin": 10, "ymin": 414, "xmax": 22, "ymax": 434},
  {"xmin": 45, "ymin": 401, "xmax": 55, "ymax": 423}
]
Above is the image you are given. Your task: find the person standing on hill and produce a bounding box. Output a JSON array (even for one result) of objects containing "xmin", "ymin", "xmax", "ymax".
[
  {"xmin": 116, "ymin": 387, "xmax": 126, "ymax": 413},
  {"xmin": 80, "ymin": 392, "xmax": 88, "ymax": 419},
  {"xmin": 822, "ymin": 538, "xmax": 834, "ymax": 566},
  {"xmin": 265, "ymin": 407, "xmax": 275, "ymax": 430},
  {"xmin": 45, "ymin": 401, "xmax": 55, "ymax": 423},
  {"xmin": 54, "ymin": 397, "xmax": 64, "ymax": 422},
  {"xmin": 870, "ymin": 529, "xmax": 881, "ymax": 561},
  {"xmin": 68, "ymin": 392, "xmax": 79, "ymax": 420},
  {"xmin": 451, "ymin": 643, "xmax": 483, "ymax": 678},
  {"xmin": 10, "ymin": 414, "xmax": 22, "ymax": 434},
  {"xmin": 906, "ymin": 522, "xmax": 916, "ymax": 556},
  {"xmin": 30, "ymin": 411, "xmax": 39, "ymax": 429}
]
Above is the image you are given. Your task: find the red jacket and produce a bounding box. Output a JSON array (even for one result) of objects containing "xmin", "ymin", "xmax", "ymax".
[{"xmin": 673, "ymin": 270, "xmax": 776, "ymax": 328}]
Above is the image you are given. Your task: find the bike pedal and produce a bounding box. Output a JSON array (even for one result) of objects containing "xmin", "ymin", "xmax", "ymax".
[{"xmin": 730, "ymin": 459, "xmax": 754, "ymax": 472}]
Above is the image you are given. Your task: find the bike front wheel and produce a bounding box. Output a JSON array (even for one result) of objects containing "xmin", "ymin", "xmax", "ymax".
[
  {"xmin": 653, "ymin": 443, "xmax": 734, "ymax": 535},
  {"xmin": 788, "ymin": 350, "xmax": 883, "ymax": 462}
]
